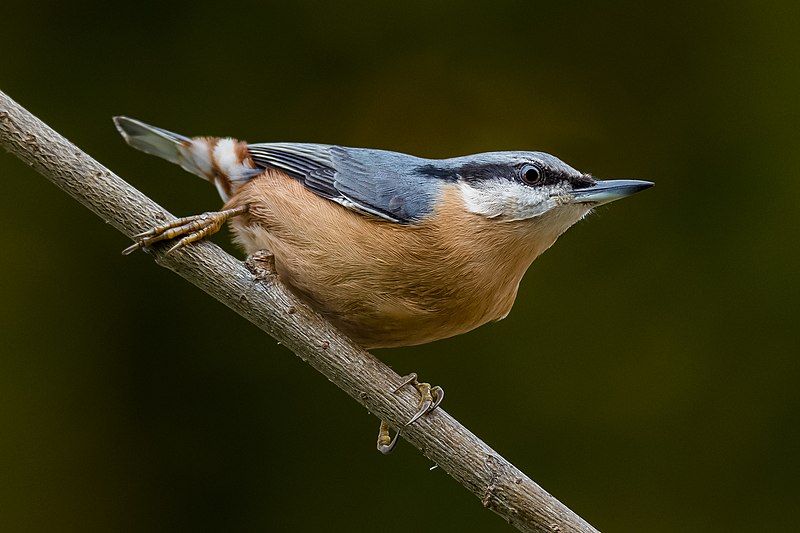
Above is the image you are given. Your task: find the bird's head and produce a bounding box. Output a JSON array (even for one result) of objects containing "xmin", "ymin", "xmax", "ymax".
[{"xmin": 434, "ymin": 151, "xmax": 652, "ymax": 240}]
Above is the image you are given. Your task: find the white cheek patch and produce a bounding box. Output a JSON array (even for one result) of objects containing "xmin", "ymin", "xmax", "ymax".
[{"xmin": 459, "ymin": 179, "xmax": 569, "ymax": 221}]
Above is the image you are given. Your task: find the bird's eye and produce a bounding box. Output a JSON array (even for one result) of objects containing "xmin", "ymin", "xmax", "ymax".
[{"xmin": 520, "ymin": 164, "xmax": 543, "ymax": 186}]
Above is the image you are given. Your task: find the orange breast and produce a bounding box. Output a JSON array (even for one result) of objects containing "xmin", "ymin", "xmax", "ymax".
[{"xmin": 226, "ymin": 170, "xmax": 564, "ymax": 348}]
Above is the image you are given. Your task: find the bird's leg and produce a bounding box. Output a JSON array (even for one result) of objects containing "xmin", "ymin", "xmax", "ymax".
[
  {"xmin": 122, "ymin": 205, "xmax": 248, "ymax": 255},
  {"xmin": 376, "ymin": 372, "xmax": 444, "ymax": 454}
]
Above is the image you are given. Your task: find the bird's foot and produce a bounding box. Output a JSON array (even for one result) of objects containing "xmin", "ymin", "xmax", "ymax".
[
  {"xmin": 396, "ymin": 372, "xmax": 445, "ymax": 426},
  {"xmin": 376, "ymin": 420, "xmax": 400, "ymax": 454},
  {"xmin": 376, "ymin": 372, "xmax": 444, "ymax": 454},
  {"xmin": 122, "ymin": 205, "xmax": 248, "ymax": 255}
]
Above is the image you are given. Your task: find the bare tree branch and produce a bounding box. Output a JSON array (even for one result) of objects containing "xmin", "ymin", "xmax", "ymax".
[{"xmin": 0, "ymin": 89, "xmax": 599, "ymax": 533}]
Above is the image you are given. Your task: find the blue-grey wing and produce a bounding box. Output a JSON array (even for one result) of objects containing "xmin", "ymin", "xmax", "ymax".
[{"xmin": 247, "ymin": 143, "xmax": 441, "ymax": 223}]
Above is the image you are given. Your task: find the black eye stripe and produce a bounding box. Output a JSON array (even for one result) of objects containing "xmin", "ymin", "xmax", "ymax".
[
  {"xmin": 519, "ymin": 164, "xmax": 591, "ymax": 188},
  {"xmin": 418, "ymin": 160, "xmax": 590, "ymax": 188}
]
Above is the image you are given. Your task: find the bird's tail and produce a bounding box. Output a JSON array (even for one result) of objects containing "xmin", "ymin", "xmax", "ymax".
[{"xmin": 113, "ymin": 116, "xmax": 260, "ymax": 200}]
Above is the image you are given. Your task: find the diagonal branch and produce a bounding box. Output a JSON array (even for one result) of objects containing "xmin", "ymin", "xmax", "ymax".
[{"xmin": 0, "ymin": 89, "xmax": 599, "ymax": 533}]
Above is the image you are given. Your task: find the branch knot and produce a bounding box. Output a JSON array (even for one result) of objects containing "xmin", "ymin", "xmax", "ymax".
[{"xmin": 245, "ymin": 249, "xmax": 277, "ymax": 281}]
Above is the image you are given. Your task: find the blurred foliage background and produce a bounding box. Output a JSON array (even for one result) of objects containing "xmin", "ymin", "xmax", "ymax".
[{"xmin": 1, "ymin": 1, "xmax": 798, "ymax": 531}]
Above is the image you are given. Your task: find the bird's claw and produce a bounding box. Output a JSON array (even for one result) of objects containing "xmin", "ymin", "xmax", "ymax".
[
  {"xmin": 376, "ymin": 420, "xmax": 401, "ymax": 454},
  {"xmin": 392, "ymin": 372, "xmax": 444, "ymax": 426},
  {"xmin": 376, "ymin": 372, "xmax": 444, "ymax": 454},
  {"xmin": 407, "ymin": 383, "xmax": 444, "ymax": 426}
]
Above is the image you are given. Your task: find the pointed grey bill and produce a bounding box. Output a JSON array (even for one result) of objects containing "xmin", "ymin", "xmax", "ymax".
[{"xmin": 569, "ymin": 179, "xmax": 654, "ymax": 205}]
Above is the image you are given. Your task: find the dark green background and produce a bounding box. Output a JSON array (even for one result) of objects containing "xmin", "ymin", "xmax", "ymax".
[{"xmin": 2, "ymin": 1, "xmax": 798, "ymax": 531}]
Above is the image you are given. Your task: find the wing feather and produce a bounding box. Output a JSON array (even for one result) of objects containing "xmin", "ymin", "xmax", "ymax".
[{"xmin": 247, "ymin": 143, "xmax": 440, "ymax": 223}]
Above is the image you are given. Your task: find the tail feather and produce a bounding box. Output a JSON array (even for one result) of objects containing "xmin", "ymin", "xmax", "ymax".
[
  {"xmin": 113, "ymin": 116, "xmax": 191, "ymax": 166},
  {"xmin": 113, "ymin": 116, "xmax": 260, "ymax": 201}
]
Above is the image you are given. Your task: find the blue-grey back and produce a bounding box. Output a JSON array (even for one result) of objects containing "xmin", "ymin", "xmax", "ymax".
[{"xmin": 248, "ymin": 143, "xmax": 444, "ymax": 222}]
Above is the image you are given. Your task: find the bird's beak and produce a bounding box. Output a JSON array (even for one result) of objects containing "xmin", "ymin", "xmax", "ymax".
[{"xmin": 569, "ymin": 179, "xmax": 654, "ymax": 206}]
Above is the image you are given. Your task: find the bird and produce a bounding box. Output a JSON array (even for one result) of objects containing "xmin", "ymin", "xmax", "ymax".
[{"xmin": 114, "ymin": 116, "xmax": 653, "ymax": 453}]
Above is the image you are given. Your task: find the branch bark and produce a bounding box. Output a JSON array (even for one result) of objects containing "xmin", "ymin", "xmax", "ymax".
[{"xmin": 0, "ymin": 89, "xmax": 599, "ymax": 533}]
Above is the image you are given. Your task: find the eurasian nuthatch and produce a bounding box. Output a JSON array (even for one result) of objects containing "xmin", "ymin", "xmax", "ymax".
[{"xmin": 115, "ymin": 117, "xmax": 652, "ymax": 452}]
